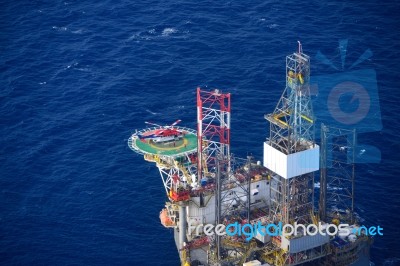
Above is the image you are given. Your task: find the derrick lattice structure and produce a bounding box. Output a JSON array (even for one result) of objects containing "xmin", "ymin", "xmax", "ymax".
[
  {"xmin": 319, "ymin": 124, "xmax": 356, "ymax": 224},
  {"xmin": 264, "ymin": 44, "xmax": 318, "ymax": 226},
  {"xmin": 261, "ymin": 43, "xmax": 333, "ymax": 266},
  {"xmin": 213, "ymin": 156, "xmax": 253, "ymax": 265},
  {"xmin": 266, "ymin": 47, "xmax": 314, "ymax": 154},
  {"xmin": 197, "ymin": 88, "xmax": 231, "ymax": 183}
]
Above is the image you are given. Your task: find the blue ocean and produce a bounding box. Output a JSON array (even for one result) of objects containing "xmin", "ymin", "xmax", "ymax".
[{"xmin": 1, "ymin": 0, "xmax": 400, "ymax": 265}]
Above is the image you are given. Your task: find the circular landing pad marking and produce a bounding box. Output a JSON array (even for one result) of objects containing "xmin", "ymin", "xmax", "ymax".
[
  {"xmin": 132, "ymin": 130, "xmax": 197, "ymax": 156},
  {"xmin": 148, "ymin": 138, "xmax": 189, "ymax": 151}
]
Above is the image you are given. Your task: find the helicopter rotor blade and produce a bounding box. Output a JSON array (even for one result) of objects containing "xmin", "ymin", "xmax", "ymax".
[
  {"xmin": 170, "ymin": 119, "xmax": 181, "ymax": 127},
  {"xmin": 145, "ymin": 121, "xmax": 162, "ymax": 127}
]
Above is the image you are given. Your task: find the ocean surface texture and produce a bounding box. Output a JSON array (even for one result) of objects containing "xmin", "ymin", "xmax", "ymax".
[{"xmin": 1, "ymin": 1, "xmax": 400, "ymax": 265}]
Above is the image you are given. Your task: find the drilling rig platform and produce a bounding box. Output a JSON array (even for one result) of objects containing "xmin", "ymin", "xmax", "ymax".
[{"xmin": 128, "ymin": 44, "xmax": 373, "ymax": 266}]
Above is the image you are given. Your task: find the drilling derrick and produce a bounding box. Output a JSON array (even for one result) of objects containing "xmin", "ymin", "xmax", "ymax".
[
  {"xmin": 264, "ymin": 43, "xmax": 318, "ymax": 225},
  {"xmin": 262, "ymin": 44, "xmax": 329, "ymax": 265}
]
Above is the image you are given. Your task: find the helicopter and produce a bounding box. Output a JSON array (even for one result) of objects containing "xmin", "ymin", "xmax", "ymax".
[{"xmin": 139, "ymin": 120, "xmax": 184, "ymax": 143}]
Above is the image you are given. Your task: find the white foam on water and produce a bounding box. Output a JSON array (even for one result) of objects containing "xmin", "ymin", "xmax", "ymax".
[
  {"xmin": 71, "ymin": 29, "xmax": 83, "ymax": 34},
  {"xmin": 52, "ymin": 26, "xmax": 68, "ymax": 31},
  {"xmin": 267, "ymin": 23, "xmax": 279, "ymax": 29},
  {"xmin": 146, "ymin": 109, "xmax": 159, "ymax": 115},
  {"xmin": 161, "ymin": 28, "xmax": 177, "ymax": 37}
]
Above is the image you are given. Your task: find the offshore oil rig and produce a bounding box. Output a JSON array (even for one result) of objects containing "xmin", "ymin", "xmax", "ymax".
[{"xmin": 128, "ymin": 44, "xmax": 372, "ymax": 266}]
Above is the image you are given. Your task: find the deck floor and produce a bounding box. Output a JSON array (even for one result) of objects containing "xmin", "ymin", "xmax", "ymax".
[{"xmin": 134, "ymin": 133, "xmax": 197, "ymax": 156}]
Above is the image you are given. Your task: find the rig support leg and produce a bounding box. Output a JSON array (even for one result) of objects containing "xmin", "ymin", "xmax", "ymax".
[{"xmin": 178, "ymin": 203, "xmax": 187, "ymax": 250}]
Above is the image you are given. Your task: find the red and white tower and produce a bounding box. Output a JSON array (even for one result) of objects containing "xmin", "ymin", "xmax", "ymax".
[{"xmin": 196, "ymin": 87, "xmax": 231, "ymax": 183}]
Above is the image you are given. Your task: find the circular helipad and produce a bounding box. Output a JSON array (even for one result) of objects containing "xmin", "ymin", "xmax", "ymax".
[{"xmin": 128, "ymin": 127, "xmax": 197, "ymax": 157}]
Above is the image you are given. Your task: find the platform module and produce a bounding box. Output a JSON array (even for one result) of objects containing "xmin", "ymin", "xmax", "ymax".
[{"xmin": 127, "ymin": 44, "xmax": 372, "ymax": 266}]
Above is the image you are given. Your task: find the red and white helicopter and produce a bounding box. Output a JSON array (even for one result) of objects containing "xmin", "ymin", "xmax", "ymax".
[{"xmin": 139, "ymin": 120, "xmax": 184, "ymax": 143}]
